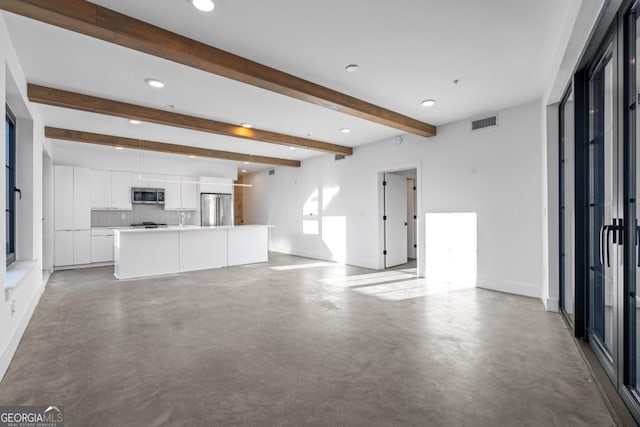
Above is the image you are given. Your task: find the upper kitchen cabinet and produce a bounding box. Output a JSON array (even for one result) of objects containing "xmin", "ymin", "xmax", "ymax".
[
  {"xmin": 90, "ymin": 169, "xmax": 111, "ymax": 209},
  {"xmin": 111, "ymin": 171, "xmax": 132, "ymax": 210},
  {"xmin": 54, "ymin": 165, "xmax": 91, "ymax": 231},
  {"xmin": 132, "ymin": 173, "xmax": 164, "ymax": 189},
  {"xmin": 164, "ymin": 176, "xmax": 182, "ymax": 210},
  {"xmin": 73, "ymin": 168, "xmax": 91, "ymax": 229},
  {"xmin": 90, "ymin": 169, "xmax": 132, "ymax": 210},
  {"xmin": 164, "ymin": 176, "xmax": 198, "ymax": 210},
  {"xmin": 181, "ymin": 177, "xmax": 199, "ymax": 210},
  {"xmin": 200, "ymin": 177, "xmax": 233, "ymax": 195},
  {"xmin": 54, "ymin": 165, "xmax": 74, "ymax": 230}
]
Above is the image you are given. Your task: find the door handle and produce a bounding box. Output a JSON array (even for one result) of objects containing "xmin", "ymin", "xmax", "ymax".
[
  {"xmin": 605, "ymin": 224, "xmax": 612, "ymax": 267},
  {"xmin": 618, "ymin": 218, "xmax": 624, "ymax": 244},
  {"xmin": 612, "ymin": 218, "xmax": 618, "ymax": 244},
  {"xmin": 636, "ymin": 223, "xmax": 640, "ymax": 267},
  {"xmin": 600, "ymin": 225, "xmax": 606, "ymax": 266}
]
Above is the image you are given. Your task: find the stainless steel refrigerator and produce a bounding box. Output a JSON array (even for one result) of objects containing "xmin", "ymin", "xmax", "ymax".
[{"xmin": 200, "ymin": 193, "xmax": 233, "ymax": 226}]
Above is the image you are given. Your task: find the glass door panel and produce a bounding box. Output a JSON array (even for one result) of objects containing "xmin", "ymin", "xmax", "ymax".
[
  {"xmin": 588, "ymin": 52, "xmax": 617, "ymax": 362},
  {"xmin": 630, "ymin": 6, "xmax": 640, "ymax": 395},
  {"xmin": 560, "ymin": 87, "xmax": 576, "ymax": 325}
]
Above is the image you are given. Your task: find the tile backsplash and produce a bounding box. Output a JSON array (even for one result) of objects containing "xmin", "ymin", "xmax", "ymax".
[{"xmin": 91, "ymin": 204, "xmax": 198, "ymax": 227}]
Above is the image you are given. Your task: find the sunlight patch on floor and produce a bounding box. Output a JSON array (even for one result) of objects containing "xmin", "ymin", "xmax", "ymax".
[
  {"xmin": 320, "ymin": 270, "xmax": 416, "ymax": 287},
  {"xmin": 270, "ymin": 262, "xmax": 335, "ymax": 271},
  {"xmin": 320, "ymin": 269, "xmax": 473, "ymax": 301}
]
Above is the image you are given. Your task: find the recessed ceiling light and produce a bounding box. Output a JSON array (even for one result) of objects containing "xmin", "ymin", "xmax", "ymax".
[
  {"xmin": 340, "ymin": 128, "xmax": 351, "ymax": 133},
  {"xmin": 243, "ymin": 161, "xmax": 250, "ymax": 165},
  {"xmin": 191, "ymin": 0, "xmax": 215, "ymax": 12},
  {"xmin": 241, "ymin": 123, "xmax": 253, "ymax": 128},
  {"xmin": 421, "ymin": 99, "xmax": 436, "ymax": 107},
  {"xmin": 289, "ymin": 146, "xmax": 296, "ymax": 150},
  {"xmin": 114, "ymin": 146, "xmax": 124, "ymax": 150},
  {"xmin": 345, "ymin": 64, "xmax": 360, "ymax": 73},
  {"xmin": 129, "ymin": 119, "xmax": 141, "ymax": 125},
  {"xmin": 241, "ymin": 169, "xmax": 247, "ymax": 173},
  {"xmin": 188, "ymin": 155, "xmax": 196, "ymax": 158},
  {"xmin": 145, "ymin": 78, "xmax": 165, "ymax": 89}
]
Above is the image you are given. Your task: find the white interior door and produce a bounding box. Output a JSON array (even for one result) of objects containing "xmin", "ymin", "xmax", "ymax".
[{"xmin": 384, "ymin": 173, "xmax": 408, "ymax": 268}]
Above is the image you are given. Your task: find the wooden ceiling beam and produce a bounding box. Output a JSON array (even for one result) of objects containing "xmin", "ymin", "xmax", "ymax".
[
  {"xmin": 45, "ymin": 127, "xmax": 301, "ymax": 168},
  {"xmin": 29, "ymin": 84, "xmax": 352, "ymax": 155},
  {"xmin": 1, "ymin": 0, "xmax": 436, "ymax": 137}
]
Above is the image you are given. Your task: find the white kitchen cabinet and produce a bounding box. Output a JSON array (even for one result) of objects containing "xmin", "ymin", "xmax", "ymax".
[
  {"xmin": 163, "ymin": 175, "xmax": 182, "ymax": 210},
  {"xmin": 181, "ymin": 176, "xmax": 199, "ymax": 210},
  {"xmin": 55, "ymin": 166, "xmax": 92, "ymax": 268},
  {"xmin": 200, "ymin": 176, "xmax": 233, "ymax": 194},
  {"xmin": 73, "ymin": 230, "xmax": 91, "ymax": 265},
  {"xmin": 111, "ymin": 171, "xmax": 132, "ymax": 210},
  {"xmin": 54, "ymin": 166, "xmax": 74, "ymax": 231},
  {"xmin": 90, "ymin": 169, "xmax": 111, "ymax": 209},
  {"xmin": 54, "ymin": 230, "xmax": 74, "ymax": 266},
  {"xmin": 147, "ymin": 174, "xmax": 164, "ymax": 188},
  {"xmin": 131, "ymin": 173, "xmax": 148, "ymax": 189},
  {"xmin": 91, "ymin": 170, "xmax": 132, "ymax": 210},
  {"xmin": 91, "ymin": 229, "xmax": 114, "ymax": 263},
  {"xmin": 132, "ymin": 173, "xmax": 164, "ymax": 189},
  {"xmin": 73, "ymin": 167, "xmax": 91, "ymax": 229}
]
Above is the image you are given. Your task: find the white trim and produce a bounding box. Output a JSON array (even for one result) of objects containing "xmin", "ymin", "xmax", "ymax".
[
  {"xmin": 0, "ymin": 275, "xmax": 44, "ymax": 381},
  {"xmin": 544, "ymin": 297, "xmax": 559, "ymax": 312},
  {"xmin": 476, "ymin": 278, "xmax": 541, "ymax": 299},
  {"xmin": 5, "ymin": 260, "xmax": 37, "ymax": 291}
]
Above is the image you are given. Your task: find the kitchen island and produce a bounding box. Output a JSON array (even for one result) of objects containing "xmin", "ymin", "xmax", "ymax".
[{"xmin": 114, "ymin": 225, "xmax": 271, "ymax": 279}]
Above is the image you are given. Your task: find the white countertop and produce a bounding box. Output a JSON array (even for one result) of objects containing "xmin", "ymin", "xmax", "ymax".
[{"xmin": 114, "ymin": 225, "xmax": 273, "ymax": 234}]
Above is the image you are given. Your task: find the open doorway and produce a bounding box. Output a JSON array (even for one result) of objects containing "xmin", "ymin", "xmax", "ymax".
[{"xmin": 381, "ymin": 168, "xmax": 417, "ymax": 269}]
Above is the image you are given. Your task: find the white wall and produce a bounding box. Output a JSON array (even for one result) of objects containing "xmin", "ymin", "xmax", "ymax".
[
  {"xmin": 245, "ymin": 101, "xmax": 544, "ymax": 298},
  {"xmin": 49, "ymin": 140, "xmax": 238, "ymax": 180},
  {"xmin": 0, "ymin": 14, "xmax": 47, "ymax": 380}
]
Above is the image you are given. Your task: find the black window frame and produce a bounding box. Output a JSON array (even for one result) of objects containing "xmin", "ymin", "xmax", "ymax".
[{"xmin": 6, "ymin": 105, "xmax": 16, "ymax": 266}]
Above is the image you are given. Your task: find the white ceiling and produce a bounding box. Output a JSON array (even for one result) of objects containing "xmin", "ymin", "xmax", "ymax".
[{"xmin": 2, "ymin": 0, "xmax": 576, "ymax": 170}]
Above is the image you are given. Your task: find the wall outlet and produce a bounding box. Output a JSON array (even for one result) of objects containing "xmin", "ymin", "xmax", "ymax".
[
  {"xmin": 10, "ymin": 300, "xmax": 15, "ymax": 317},
  {"xmin": 186, "ymin": 213, "xmax": 191, "ymax": 219},
  {"xmin": 121, "ymin": 213, "xmax": 126, "ymax": 220}
]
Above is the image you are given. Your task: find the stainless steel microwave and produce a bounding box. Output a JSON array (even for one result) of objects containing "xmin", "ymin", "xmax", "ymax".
[{"xmin": 131, "ymin": 188, "xmax": 165, "ymax": 205}]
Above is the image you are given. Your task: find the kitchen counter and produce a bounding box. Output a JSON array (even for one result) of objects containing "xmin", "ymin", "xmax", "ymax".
[
  {"xmin": 114, "ymin": 224, "xmax": 271, "ymax": 233},
  {"xmin": 113, "ymin": 225, "xmax": 272, "ymax": 279}
]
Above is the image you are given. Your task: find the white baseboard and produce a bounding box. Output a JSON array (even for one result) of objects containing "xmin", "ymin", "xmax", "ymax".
[
  {"xmin": 476, "ymin": 278, "xmax": 541, "ymax": 299},
  {"xmin": 0, "ymin": 278, "xmax": 44, "ymax": 381},
  {"xmin": 544, "ymin": 297, "xmax": 559, "ymax": 312}
]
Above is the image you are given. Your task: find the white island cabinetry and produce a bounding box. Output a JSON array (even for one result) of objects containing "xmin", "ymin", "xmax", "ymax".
[{"xmin": 114, "ymin": 225, "xmax": 271, "ymax": 280}]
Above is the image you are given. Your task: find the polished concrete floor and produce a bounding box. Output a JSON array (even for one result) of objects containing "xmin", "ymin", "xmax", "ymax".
[{"xmin": 0, "ymin": 253, "xmax": 615, "ymax": 426}]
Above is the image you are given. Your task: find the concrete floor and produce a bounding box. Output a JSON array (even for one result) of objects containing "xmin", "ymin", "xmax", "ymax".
[{"xmin": 0, "ymin": 253, "xmax": 615, "ymax": 426}]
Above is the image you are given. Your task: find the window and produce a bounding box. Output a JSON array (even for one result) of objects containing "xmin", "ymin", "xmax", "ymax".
[{"xmin": 5, "ymin": 106, "xmax": 16, "ymax": 265}]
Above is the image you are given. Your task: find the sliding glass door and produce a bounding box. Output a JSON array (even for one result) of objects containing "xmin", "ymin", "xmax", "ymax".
[
  {"xmin": 587, "ymin": 48, "xmax": 620, "ymax": 377},
  {"xmin": 626, "ymin": 3, "xmax": 640, "ymax": 400},
  {"xmin": 560, "ymin": 86, "xmax": 576, "ymax": 326}
]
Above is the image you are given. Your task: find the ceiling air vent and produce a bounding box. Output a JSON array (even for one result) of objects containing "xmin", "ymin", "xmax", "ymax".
[
  {"xmin": 471, "ymin": 115, "xmax": 497, "ymax": 131},
  {"xmin": 335, "ymin": 154, "xmax": 346, "ymax": 161},
  {"xmin": 268, "ymin": 169, "xmax": 275, "ymax": 176}
]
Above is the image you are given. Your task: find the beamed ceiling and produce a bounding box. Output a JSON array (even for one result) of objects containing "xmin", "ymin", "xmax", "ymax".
[{"xmin": 0, "ymin": 0, "xmax": 575, "ymax": 172}]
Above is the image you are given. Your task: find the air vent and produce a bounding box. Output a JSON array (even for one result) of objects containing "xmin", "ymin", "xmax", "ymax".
[
  {"xmin": 268, "ymin": 169, "xmax": 275, "ymax": 176},
  {"xmin": 335, "ymin": 154, "xmax": 346, "ymax": 161},
  {"xmin": 471, "ymin": 115, "xmax": 497, "ymax": 131}
]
